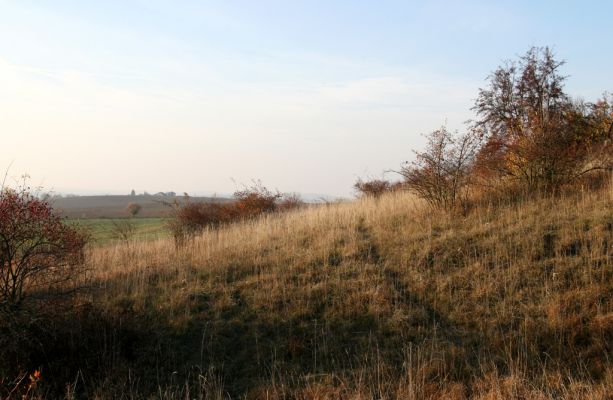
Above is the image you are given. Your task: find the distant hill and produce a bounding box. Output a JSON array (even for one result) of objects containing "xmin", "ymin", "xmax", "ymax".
[{"xmin": 51, "ymin": 194, "xmax": 231, "ymax": 219}]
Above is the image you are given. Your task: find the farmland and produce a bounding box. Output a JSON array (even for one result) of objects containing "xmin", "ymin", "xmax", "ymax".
[
  {"xmin": 66, "ymin": 217, "xmax": 171, "ymax": 243},
  {"xmin": 54, "ymin": 194, "xmax": 230, "ymax": 243},
  {"xmin": 51, "ymin": 194, "xmax": 230, "ymax": 219}
]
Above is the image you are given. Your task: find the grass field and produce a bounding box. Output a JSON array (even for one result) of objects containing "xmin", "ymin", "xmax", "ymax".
[
  {"xmin": 68, "ymin": 180, "xmax": 611, "ymax": 398},
  {"xmin": 66, "ymin": 217, "xmax": 171, "ymax": 243},
  {"xmin": 52, "ymin": 194, "xmax": 230, "ymax": 218}
]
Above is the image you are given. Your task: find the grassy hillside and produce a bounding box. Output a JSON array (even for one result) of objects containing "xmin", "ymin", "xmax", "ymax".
[{"xmin": 66, "ymin": 179, "xmax": 613, "ymax": 399}]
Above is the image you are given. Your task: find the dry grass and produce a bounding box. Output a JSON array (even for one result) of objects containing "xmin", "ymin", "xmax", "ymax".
[{"xmin": 39, "ymin": 179, "xmax": 613, "ymax": 398}]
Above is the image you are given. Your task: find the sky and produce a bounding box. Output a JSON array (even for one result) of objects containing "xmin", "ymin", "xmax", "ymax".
[{"xmin": 1, "ymin": 1, "xmax": 612, "ymax": 197}]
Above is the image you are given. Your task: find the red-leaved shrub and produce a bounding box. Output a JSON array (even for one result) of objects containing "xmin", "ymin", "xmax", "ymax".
[{"xmin": 0, "ymin": 188, "xmax": 87, "ymax": 312}]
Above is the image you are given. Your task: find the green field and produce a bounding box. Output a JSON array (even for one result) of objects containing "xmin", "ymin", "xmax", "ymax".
[{"xmin": 66, "ymin": 217, "xmax": 171, "ymax": 243}]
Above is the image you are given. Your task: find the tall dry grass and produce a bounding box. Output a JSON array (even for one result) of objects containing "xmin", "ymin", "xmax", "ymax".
[{"xmin": 48, "ymin": 179, "xmax": 613, "ymax": 398}]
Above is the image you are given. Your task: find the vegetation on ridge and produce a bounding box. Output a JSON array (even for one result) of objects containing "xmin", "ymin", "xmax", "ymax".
[{"xmin": 2, "ymin": 180, "xmax": 612, "ymax": 398}]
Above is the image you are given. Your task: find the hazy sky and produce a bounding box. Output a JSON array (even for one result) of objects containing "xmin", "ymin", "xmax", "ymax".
[{"xmin": 1, "ymin": 1, "xmax": 611, "ymax": 197}]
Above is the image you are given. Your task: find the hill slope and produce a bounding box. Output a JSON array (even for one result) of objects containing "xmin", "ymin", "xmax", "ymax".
[{"xmin": 74, "ymin": 183, "xmax": 613, "ymax": 398}]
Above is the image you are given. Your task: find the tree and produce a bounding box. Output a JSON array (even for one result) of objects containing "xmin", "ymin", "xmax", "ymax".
[
  {"xmin": 472, "ymin": 47, "xmax": 612, "ymax": 191},
  {"xmin": 0, "ymin": 189, "xmax": 87, "ymax": 311},
  {"xmin": 399, "ymin": 127, "xmax": 480, "ymax": 209},
  {"xmin": 130, "ymin": 189, "xmax": 136, "ymax": 196},
  {"xmin": 127, "ymin": 202, "xmax": 142, "ymax": 217}
]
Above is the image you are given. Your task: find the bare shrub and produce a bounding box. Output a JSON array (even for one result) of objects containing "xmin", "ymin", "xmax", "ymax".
[
  {"xmin": 167, "ymin": 183, "xmax": 293, "ymax": 246},
  {"xmin": 277, "ymin": 193, "xmax": 304, "ymax": 212},
  {"xmin": 166, "ymin": 197, "xmax": 228, "ymax": 246},
  {"xmin": 399, "ymin": 126, "xmax": 480, "ymax": 209},
  {"xmin": 111, "ymin": 219, "xmax": 136, "ymax": 242},
  {"xmin": 232, "ymin": 182, "xmax": 282, "ymax": 219},
  {"xmin": 353, "ymin": 178, "xmax": 392, "ymax": 198}
]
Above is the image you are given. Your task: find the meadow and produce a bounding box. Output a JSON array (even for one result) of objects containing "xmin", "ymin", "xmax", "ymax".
[
  {"xmin": 48, "ymin": 178, "xmax": 611, "ymax": 399},
  {"xmin": 66, "ymin": 217, "xmax": 171, "ymax": 243}
]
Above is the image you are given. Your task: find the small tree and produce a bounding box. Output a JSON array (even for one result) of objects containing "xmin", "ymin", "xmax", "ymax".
[
  {"xmin": 0, "ymin": 189, "xmax": 87, "ymax": 311},
  {"xmin": 399, "ymin": 127, "xmax": 480, "ymax": 209},
  {"xmin": 127, "ymin": 202, "xmax": 142, "ymax": 217}
]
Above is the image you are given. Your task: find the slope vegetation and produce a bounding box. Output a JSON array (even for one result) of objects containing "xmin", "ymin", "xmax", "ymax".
[{"xmin": 45, "ymin": 182, "xmax": 613, "ymax": 398}]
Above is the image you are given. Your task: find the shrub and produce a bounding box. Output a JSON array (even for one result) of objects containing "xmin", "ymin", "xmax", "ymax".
[
  {"xmin": 399, "ymin": 127, "xmax": 480, "ymax": 209},
  {"xmin": 0, "ymin": 188, "xmax": 87, "ymax": 312},
  {"xmin": 353, "ymin": 178, "xmax": 392, "ymax": 198},
  {"xmin": 232, "ymin": 182, "xmax": 282, "ymax": 219},
  {"xmin": 168, "ymin": 183, "xmax": 294, "ymax": 246},
  {"xmin": 166, "ymin": 198, "xmax": 228, "ymax": 245},
  {"xmin": 111, "ymin": 219, "xmax": 136, "ymax": 242},
  {"xmin": 277, "ymin": 193, "xmax": 305, "ymax": 212},
  {"xmin": 126, "ymin": 202, "xmax": 142, "ymax": 217}
]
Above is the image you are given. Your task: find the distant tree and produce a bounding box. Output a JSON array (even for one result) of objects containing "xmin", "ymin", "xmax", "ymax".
[
  {"xmin": 130, "ymin": 189, "xmax": 136, "ymax": 196},
  {"xmin": 399, "ymin": 126, "xmax": 480, "ymax": 209},
  {"xmin": 0, "ymin": 188, "xmax": 87, "ymax": 311},
  {"xmin": 127, "ymin": 202, "xmax": 142, "ymax": 217}
]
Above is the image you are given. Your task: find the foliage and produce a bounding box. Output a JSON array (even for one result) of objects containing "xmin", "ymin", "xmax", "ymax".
[
  {"xmin": 230, "ymin": 181, "xmax": 283, "ymax": 219},
  {"xmin": 472, "ymin": 46, "xmax": 612, "ymax": 190},
  {"xmin": 167, "ymin": 183, "xmax": 303, "ymax": 246},
  {"xmin": 399, "ymin": 127, "xmax": 480, "ymax": 209},
  {"xmin": 167, "ymin": 199, "xmax": 228, "ymax": 245},
  {"xmin": 353, "ymin": 178, "xmax": 393, "ymax": 198},
  {"xmin": 1, "ymin": 369, "xmax": 41, "ymax": 399},
  {"xmin": 277, "ymin": 193, "xmax": 305, "ymax": 211},
  {"xmin": 0, "ymin": 188, "xmax": 87, "ymax": 312},
  {"xmin": 127, "ymin": 202, "xmax": 142, "ymax": 217}
]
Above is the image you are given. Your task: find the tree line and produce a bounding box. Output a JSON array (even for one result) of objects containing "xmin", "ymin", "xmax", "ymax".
[{"xmin": 356, "ymin": 47, "xmax": 612, "ymax": 209}]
